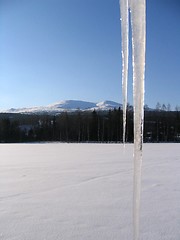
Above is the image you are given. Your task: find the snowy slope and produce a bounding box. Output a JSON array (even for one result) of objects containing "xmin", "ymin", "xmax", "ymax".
[
  {"xmin": 0, "ymin": 143, "xmax": 179, "ymax": 240},
  {"xmin": 1, "ymin": 100, "xmax": 122, "ymax": 114},
  {"xmin": 96, "ymin": 100, "xmax": 121, "ymax": 110},
  {"xmin": 47, "ymin": 100, "xmax": 97, "ymax": 110}
]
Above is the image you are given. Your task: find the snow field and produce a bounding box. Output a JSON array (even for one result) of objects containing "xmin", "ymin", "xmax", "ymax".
[{"xmin": 0, "ymin": 143, "xmax": 179, "ymax": 240}]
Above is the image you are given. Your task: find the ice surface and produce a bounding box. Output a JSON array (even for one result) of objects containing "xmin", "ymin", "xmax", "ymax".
[{"xmin": 0, "ymin": 143, "xmax": 179, "ymax": 240}]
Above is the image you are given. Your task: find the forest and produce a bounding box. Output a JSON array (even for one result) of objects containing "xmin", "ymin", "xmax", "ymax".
[{"xmin": 0, "ymin": 108, "xmax": 180, "ymax": 143}]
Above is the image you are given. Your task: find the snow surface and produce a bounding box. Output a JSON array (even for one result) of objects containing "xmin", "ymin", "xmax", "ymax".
[
  {"xmin": 0, "ymin": 143, "xmax": 179, "ymax": 240},
  {"xmin": 47, "ymin": 100, "xmax": 96, "ymax": 110}
]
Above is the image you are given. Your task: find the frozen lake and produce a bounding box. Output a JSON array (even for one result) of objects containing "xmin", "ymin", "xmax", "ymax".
[{"xmin": 0, "ymin": 143, "xmax": 179, "ymax": 240}]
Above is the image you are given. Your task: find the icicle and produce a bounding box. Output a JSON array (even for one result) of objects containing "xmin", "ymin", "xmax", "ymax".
[
  {"xmin": 130, "ymin": 1, "xmax": 146, "ymax": 239},
  {"xmin": 119, "ymin": 0, "xmax": 146, "ymax": 240},
  {"xmin": 119, "ymin": 0, "xmax": 129, "ymax": 144}
]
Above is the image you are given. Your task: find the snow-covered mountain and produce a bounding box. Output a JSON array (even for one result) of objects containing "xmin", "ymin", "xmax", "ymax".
[{"xmin": 1, "ymin": 100, "xmax": 122, "ymax": 114}]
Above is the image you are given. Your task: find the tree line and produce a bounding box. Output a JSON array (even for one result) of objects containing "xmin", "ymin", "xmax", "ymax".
[{"xmin": 0, "ymin": 107, "xmax": 180, "ymax": 143}]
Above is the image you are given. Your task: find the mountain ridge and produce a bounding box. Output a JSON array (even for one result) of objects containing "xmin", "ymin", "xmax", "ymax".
[{"xmin": 1, "ymin": 100, "xmax": 122, "ymax": 114}]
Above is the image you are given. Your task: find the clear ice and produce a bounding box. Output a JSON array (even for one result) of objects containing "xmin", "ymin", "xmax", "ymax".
[{"xmin": 119, "ymin": 0, "xmax": 146, "ymax": 240}]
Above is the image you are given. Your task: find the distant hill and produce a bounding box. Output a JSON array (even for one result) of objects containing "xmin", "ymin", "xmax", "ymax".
[{"xmin": 1, "ymin": 100, "xmax": 122, "ymax": 114}]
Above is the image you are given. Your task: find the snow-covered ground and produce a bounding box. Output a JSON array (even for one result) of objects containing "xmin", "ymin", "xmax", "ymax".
[{"xmin": 0, "ymin": 143, "xmax": 179, "ymax": 240}]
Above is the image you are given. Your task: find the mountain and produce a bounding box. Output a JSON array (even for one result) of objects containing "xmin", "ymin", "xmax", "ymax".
[{"xmin": 1, "ymin": 100, "xmax": 122, "ymax": 115}]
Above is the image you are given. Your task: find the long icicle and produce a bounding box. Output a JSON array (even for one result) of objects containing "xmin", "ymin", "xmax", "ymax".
[
  {"xmin": 119, "ymin": 0, "xmax": 146, "ymax": 240},
  {"xmin": 130, "ymin": 1, "xmax": 146, "ymax": 239},
  {"xmin": 119, "ymin": 0, "xmax": 129, "ymax": 145}
]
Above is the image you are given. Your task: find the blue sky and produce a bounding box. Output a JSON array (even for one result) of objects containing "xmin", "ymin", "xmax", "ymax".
[{"xmin": 0, "ymin": 0, "xmax": 180, "ymax": 110}]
